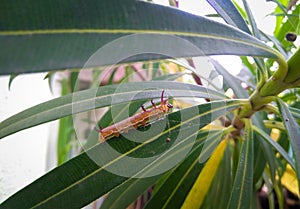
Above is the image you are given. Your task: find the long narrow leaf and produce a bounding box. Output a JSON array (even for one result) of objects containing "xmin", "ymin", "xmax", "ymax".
[
  {"xmin": 277, "ymin": 98, "xmax": 300, "ymax": 195},
  {"xmin": 0, "ymin": 81, "xmax": 225, "ymax": 139},
  {"xmin": 0, "ymin": 100, "xmax": 245, "ymax": 209},
  {"xmin": 181, "ymin": 139, "xmax": 227, "ymax": 209},
  {"xmin": 289, "ymin": 106, "xmax": 300, "ymax": 119},
  {"xmin": 144, "ymin": 131, "xmax": 223, "ymax": 209},
  {"xmin": 57, "ymin": 78, "xmax": 74, "ymax": 165},
  {"xmin": 241, "ymin": 0, "xmax": 268, "ymax": 81},
  {"xmin": 209, "ymin": 59, "xmax": 248, "ymax": 98},
  {"xmin": 211, "ymin": 59, "xmax": 273, "ymax": 183},
  {"xmin": 206, "ymin": 0, "xmax": 251, "ymax": 34},
  {"xmin": 201, "ymin": 144, "xmax": 232, "ymax": 209},
  {"xmin": 100, "ymin": 176, "xmax": 159, "ymax": 209},
  {"xmin": 274, "ymin": 3, "xmax": 300, "ymax": 48},
  {"xmin": 252, "ymin": 112, "xmax": 274, "ymax": 182},
  {"xmin": 253, "ymin": 131, "xmax": 274, "ymax": 183},
  {"xmin": 0, "ymin": 0, "xmax": 284, "ymax": 75},
  {"xmin": 241, "ymin": 0, "xmax": 260, "ymax": 38},
  {"xmin": 253, "ymin": 125, "xmax": 295, "ymax": 170},
  {"xmin": 102, "ymin": 131, "xmax": 211, "ymax": 209},
  {"xmin": 227, "ymin": 119, "xmax": 253, "ymax": 209}
]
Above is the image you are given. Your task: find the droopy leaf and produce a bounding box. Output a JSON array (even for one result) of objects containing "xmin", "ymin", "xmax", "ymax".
[{"xmin": 0, "ymin": 0, "xmax": 284, "ymax": 75}]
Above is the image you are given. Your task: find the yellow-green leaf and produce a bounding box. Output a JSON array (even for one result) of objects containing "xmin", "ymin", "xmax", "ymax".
[
  {"xmin": 282, "ymin": 163, "xmax": 299, "ymax": 197},
  {"xmin": 181, "ymin": 139, "xmax": 227, "ymax": 209}
]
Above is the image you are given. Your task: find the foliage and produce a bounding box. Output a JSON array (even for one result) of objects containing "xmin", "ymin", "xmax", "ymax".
[{"xmin": 0, "ymin": 0, "xmax": 300, "ymax": 208}]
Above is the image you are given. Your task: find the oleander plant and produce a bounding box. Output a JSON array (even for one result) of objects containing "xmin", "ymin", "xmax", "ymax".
[{"xmin": 0, "ymin": 0, "xmax": 300, "ymax": 208}]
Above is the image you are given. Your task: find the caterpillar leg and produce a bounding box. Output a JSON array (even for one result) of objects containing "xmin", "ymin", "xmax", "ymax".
[
  {"xmin": 151, "ymin": 99, "xmax": 157, "ymax": 108},
  {"xmin": 141, "ymin": 105, "xmax": 146, "ymax": 112},
  {"xmin": 161, "ymin": 90, "xmax": 167, "ymax": 104}
]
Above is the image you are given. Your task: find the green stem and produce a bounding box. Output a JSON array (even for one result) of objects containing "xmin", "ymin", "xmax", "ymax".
[
  {"xmin": 257, "ymin": 77, "xmax": 290, "ymax": 97},
  {"xmin": 233, "ymin": 49, "xmax": 299, "ymax": 123},
  {"xmin": 258, "ymin": 53, "xmax": 289, "ymax": 97},
  {"xmin": 258, "ymin": 47, "xmax": 300, "ymax": 97},
  {"xmin": 252, "ymin": 48, "xmax": 299, "ymax": 105},
  {"xmin": 249, "ymin": 90, "xmax": 276, "ymax": 110},
  {"xmin": 283, "ymin": 47, "xmax": 300, "ymax": 84}
]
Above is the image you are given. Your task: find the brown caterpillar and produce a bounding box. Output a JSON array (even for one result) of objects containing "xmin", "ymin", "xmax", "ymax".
[{"xmin": 97, "ymin": 90, "xmax": 173, "ymax": 142}]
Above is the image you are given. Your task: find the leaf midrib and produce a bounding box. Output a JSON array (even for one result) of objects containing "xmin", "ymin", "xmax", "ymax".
[{"xmin": 0, "ymin": 29, "xmax": 280, "ymax": 58}]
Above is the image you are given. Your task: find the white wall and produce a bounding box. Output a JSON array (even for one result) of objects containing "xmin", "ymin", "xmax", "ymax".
[{"xmin": 0, "ymin": 74, "xmax": 54, "ymax": 202}]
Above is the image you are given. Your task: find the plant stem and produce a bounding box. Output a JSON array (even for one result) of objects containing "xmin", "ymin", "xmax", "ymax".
[
  {"xmin": 247, "ymin": 48, "xmax": 300, "ymax": 112},
  {"xmin": 231, "ymin": 49, "xmax": 298, "ymax": 134},
  {"xmin": 283, "ymin": 47, "xmax": 300, "ymax": 84}
]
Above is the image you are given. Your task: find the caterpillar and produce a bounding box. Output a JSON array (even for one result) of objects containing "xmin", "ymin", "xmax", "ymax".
[{"xmin": 97, "ymin": 90, "xmax": 173, "ymax": 142}]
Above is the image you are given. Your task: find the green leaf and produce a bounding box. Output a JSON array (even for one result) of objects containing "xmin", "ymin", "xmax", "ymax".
[
  {"xmin": 144, "ymin": 131, "xmax": 223, "ymax": 209},
  {"xmin": 253, "ymin": 125, "xmax": 295, "ymax": 170},
  {"xmin": 0, "ymin": 0, "xmax": 283, "ymax": 75},
  {"xmin": 273, "ymin": 0, "xmax": 289, "ymax": 36},
  {"xmin": 83, "ymin": 73, "xmax": 187, "ymax": 149},
  {"xmin": 0, "ymin": 100, "xmax": 244, "ymax": 209},
  {"xmin": 8, "ymin": 74, "xmax": 18, "ymax": 90},
  {"xmin": 211, "ymin": 59, "xmax": 270, "ymax": 184},
  {"xmin": 201, "ymin": 145, "xmax": 232, "ymax": 209},
  {"xmin": 70, "ymin": 71, "xmax": 79, "ymax": 92},
  {"xmin": 277, "ymin": 98, "xmax": 300, "ymax": 195},
  {"xmin": 240, "ymin": 57, "xmax": 256, "ymax": 77},
  {"xmin": 181, "ymin": 138, "xmax": 227, "ymax": 209},
  {"xmin": 57, "ymin": 78, "xmax": 74, "ymax": 165},
  {"xmin": 154, "ymin": 72, "xmax": 185, "ymax": 81},
  {"xmin": 289, "ymin": 106, "xmax": 300, "ymax": 119},
  {"xmin": 274, "ymin": 3, "xmax": 300, "ymax": 48},
  {"xmin": 209, "ymin": 59, "xmax": 249, "ymax": 99},
  {"xmin": 251, "ymin": 113, "xmax": 273, "ymax": 183},
  {"xmin": 0, "ymin": 81, "xmax": 225, "ymax": 139},
  {"xmin": 227, "ymin": 119, "xmax": 253, "ymax": 209},
  {"xmin": 101, "ymin": 176, "xmax": 160, "ymax": 209},
  {"xmin": 206, "ymin": 0, "xmax": 251, "ymax": 34},
  {"xmin": 241, "ymin": 0, "xmax": 269, "ymax": 83},
  {"xmin": 241, "ymin": 0, "xmax": 260, "ymax": 38},
  {"xmin": 274, "ymin": 177, "xmax": 285, "ymax": 209},
  {"xmin": 252, "ymin": 132, "xmax": 273, "ymax": 183},
  {"xmin": 102, "ymin": 131, "xmax": 210, "ymax": 209}
]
